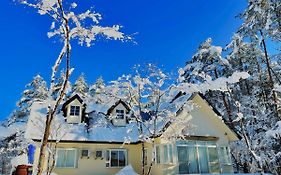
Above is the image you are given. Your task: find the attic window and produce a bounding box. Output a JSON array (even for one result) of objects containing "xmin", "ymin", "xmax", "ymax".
[
  {"xmin": 116, "ymin": 109, "xmax": 125, "ymax": 119},
  {"xmin": 70, "ymin": 106, "xmax": 80, "ymax": 116}
]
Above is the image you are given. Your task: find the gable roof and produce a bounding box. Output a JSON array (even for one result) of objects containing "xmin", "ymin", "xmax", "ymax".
[
  {"xmin": 62, "ymin": 94, "xmax": 84, "ymax": 110},
  {"xmin": 106, "ymin": 99, "xmax": 131, "ymax": 115}
]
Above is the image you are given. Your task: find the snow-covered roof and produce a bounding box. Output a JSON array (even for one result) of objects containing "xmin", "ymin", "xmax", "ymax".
[
  {"xmin": 25, "ymin": 92, "xmax": 239, "ymax": 143},
  {"xmin": 25, "ymin": 102, "xmax": 141, "ymax": 143}
]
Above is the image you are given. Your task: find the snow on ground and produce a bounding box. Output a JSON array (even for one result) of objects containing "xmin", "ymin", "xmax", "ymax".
[
  {"xmin": 115, "ymin": 165, "xmax": 138, "ymax": 175},
  {"xmin": 10, "ymin": 154, "xmax": 29, "ymax": 167}
]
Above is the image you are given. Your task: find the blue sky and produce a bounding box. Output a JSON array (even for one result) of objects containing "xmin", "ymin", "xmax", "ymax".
[{"xmin": 0, "ymin": 0, "xmax": 246, "ymax": 120}]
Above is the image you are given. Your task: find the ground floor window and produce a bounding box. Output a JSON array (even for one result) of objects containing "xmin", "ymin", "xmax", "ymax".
[
  {"xmin": 176, "ymin": 140, "xmax": 220, "ymax": 174},
  {"xmin": 154, "ymin": 144, "xmax": 174, "ymax": 164},
  {"xmin": 106, "ymin": 149, "xmax": 127, "ymax": 167},
  {"xmin": 56, "ymin": 148, "xmax": 77, "ymax": 168},
  {"xmin": 219, "ymin": 146, "xmax": 232, "ymax": 165}
]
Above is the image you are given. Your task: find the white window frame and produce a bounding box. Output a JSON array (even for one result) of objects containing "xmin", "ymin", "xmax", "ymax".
[
  {"xmin": 105, "ymin": 149, "xmax": 128, "ymax": 168},
  {"xmin": 55, "ymin": 148, "xmax": 77, "ymax": 168},
  {"xmin": 70, "ymin": 105, "xmax": 80, "ymax": 116},
  {"xmin": 116, "ymin": 109, "xmax": 125, "ymax": 119}
]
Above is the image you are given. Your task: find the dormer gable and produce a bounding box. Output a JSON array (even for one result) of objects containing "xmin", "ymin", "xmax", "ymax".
[
  {"xmin": 62, "ymin": 94, "xmax": 86, "ymax": 124},
  {"xmin": 107, "ymin": 100, "xmax": 130, "ymax": 127}
]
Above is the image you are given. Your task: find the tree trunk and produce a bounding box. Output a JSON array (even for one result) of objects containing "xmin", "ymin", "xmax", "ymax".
[
  {"xmin": 36, "ymin": 113, "xmax": 52, "ymax": 174},
  {"xmin": 214, "ymin": 68, "xmax": 234, "ymax": 128},
  {"xmin": 260, "ymin": 30, "xmax": 280, "ymax": 121}
]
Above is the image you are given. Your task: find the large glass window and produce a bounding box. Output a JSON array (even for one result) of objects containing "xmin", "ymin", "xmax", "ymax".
[
  {"xmin": 70, "ymin": 106, "xmax": 80, "ymax": 116},
  {"xmin": 56, "ymin": 149, "xmax": 77, "ymax": 168},
  {"xmin": 106, "ymin": 149, "xmax": 127, "ymax": 167},
  {"xmin": 176, "ymin": 141, "xmax": 220, "ymax": 174}
]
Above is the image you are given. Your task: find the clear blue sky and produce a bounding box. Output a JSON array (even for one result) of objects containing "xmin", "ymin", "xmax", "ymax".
[{"xmin": 0, "ymin": 0, "xmax": 246, "ymax": 120}]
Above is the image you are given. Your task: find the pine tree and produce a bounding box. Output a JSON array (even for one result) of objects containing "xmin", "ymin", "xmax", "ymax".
[
  {"xmin": 0, "ymin": 75, "xmax": 48, "ymax": 174},
  {"xmin": 72, "ymin": 73, "xmax": 89, "ymax": 98},
  {"xmin": 179, "ymin": 38, "xmax": 234, "ymax": 128},
  {"xmin": 6, "ymin": 75, "xmax": 48, "ymax": 126}
]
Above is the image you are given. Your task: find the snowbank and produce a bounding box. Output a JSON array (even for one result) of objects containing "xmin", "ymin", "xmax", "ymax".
[
  {"xmin": 115, "ymin": 165, "xmax": 138, "ymax": 175},
  {"xmin": 10, "ymin": 154, "xmax": 29, "ymax": 167}
]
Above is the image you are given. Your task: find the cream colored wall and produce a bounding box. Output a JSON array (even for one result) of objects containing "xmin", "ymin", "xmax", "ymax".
[
  {"xmin": 148, "ymin": 94, "xmax": 237, "ymax": 175},
  {"xmin": 66, "ymin": 99, "xmax": 83, "ymax": 124},
  {"xmin": 111, "ymin": 103, "xmax": 127, "ymax": 126},
  {"xmin": 31, "ymin": 94, "xmax": 236, "ymax": 175},
  {"xmin": 33, "ymin": 142, "xmax": 142, "ymax": 175},
  {"xmin": 143, "ymin": 139, "xmax": 177, "ymax": 175}
]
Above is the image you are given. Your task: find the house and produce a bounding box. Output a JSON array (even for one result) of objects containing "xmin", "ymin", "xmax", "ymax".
[{"xmin": 25, "ymin": 92, "xmax": 239, "ymax": 175}]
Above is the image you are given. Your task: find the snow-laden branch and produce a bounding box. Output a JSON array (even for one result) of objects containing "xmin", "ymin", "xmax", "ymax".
[{"xmin": 178, "ymin": 71, "xmax": 250, "ymax": 93}]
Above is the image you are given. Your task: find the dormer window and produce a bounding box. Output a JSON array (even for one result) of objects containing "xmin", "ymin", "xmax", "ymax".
[
  {"xmin": 70, "ymin": 106, "xmax": 80, "ymax": 116},
  {"xmin": 116, "ymin": 109, "xmax": 125, "ymax": 119}
]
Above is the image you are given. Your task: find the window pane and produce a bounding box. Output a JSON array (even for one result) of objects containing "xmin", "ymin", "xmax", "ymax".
[
  {"xmin": 198, "ymin": 147, "xmax": 209, "ymax": 173},
  {"xmin": 116, "ymin": 110, "xmax": 125, "ymax": 119},
  {"xmin": 177, "ymin": 146, "xmax": 188, "ymax": 174},
  {"xmin": 208, "ymin": 147, "xmax": 219, "ymax": 162},
  {"xmin": 118, "ymin": 151, "xmax": 126, "ymax": 167},
  {"xmin": 65, "ymin": 150, "xmax": 76, "ymax": 168},
  {"xmin": 168, "ymin": 145, "xmax": 173, "ymax": 163},
  {"xmin": 56, "ymin": 150, "xmax": 65, "ymax": 167},
  {"xmin": 210, "ymin": 162, "xmax": 220, "ymax": 173},
  {"xmin": 111, "ymin": 151, "xmax": 119, "ymax": 167},
  {"xmin": 106, "ymin": 150, "xmax": 110, "ymax": 161},
  {"xmin": 70, "ymin": 106, "xmax": 80, "ymax": 116},
  {"xmin": 208, "ymin": 147, "xmax": 220, "ymax": 173},
  {"xmin": 188, "ymin": 147, "xmax": 199, "ymax": 174},
  {"xmin": 163, "ymin": 145, "xmax": 168, "ymax": 164},
  {"xmin": 156, "ymin": 146, "xmax": 160, "ymax": 164},
  {"xmin": 75, "ymin": 106, "xmax": 80, "ymax": 116}
]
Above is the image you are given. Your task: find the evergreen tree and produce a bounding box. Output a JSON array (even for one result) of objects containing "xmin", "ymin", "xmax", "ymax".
[
  {"xmin": 7, "ymin": 75, "xmax": 48, "ymax": 126},
  {"xmin": 0, "ymin": 74, "xmax": 48, "ymax": 174},
  {"xmin": 72, "ymin": 73, "xmax": 89, "ymax": 98}
]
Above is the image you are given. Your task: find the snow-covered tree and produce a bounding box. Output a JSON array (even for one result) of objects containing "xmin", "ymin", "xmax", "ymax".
[
  {"xmin": 52, "ymin": 70, "xmax": 71, "ymax": 100},
  {"xmin": 89, "ymin": 76, "xmax": 105, "ymax": 97},
  {"xmin": 179, "ymin": 38, "xmax": 236, "ymax": 128},
  {"xmin": 106, "ymin": 64, "xmax": 194, "ymax": 175},
  {"xmin": 72, "ymin": 73, "xmax": 89, "ymax": 98},
  {"xmin": 0, "ymin": 75, "xmax": 48, "ymax": 174},
  {"xmin": 19, "ymin": 0, "xmax": 129, "ymax": 174}
]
